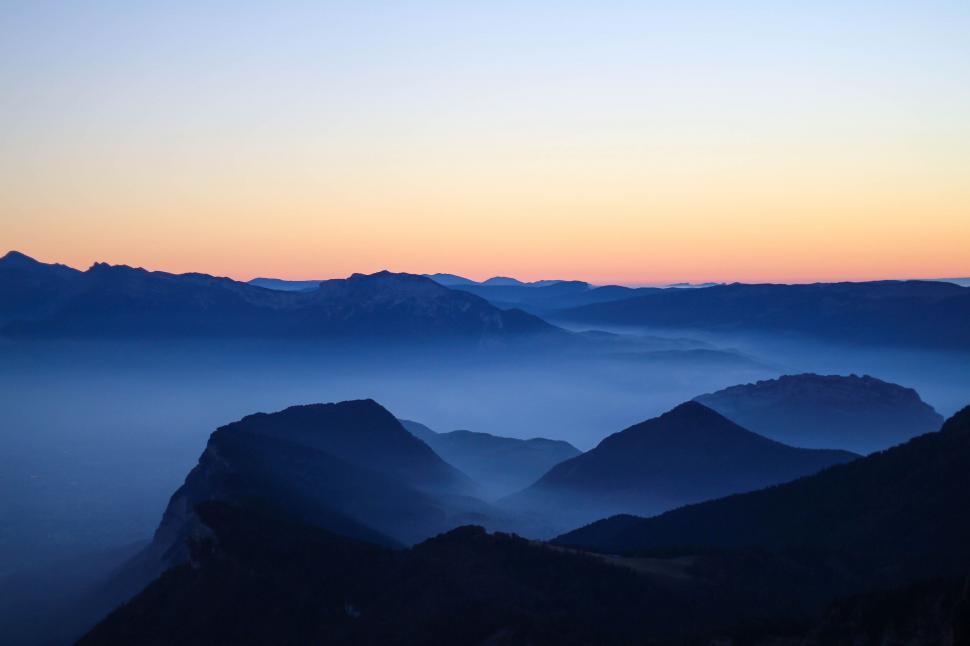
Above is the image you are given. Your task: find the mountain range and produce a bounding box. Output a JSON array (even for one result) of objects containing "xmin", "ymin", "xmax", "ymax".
[
  {"xmin": 400, "ymin": 419, "xmax": 581, "ymax": 498},
  {"xmin": 555, "ymin": 280, "xmax": 970, "ymax": 350},
  {"xmin": 0, "ymin": 252, "xmax": 556, "ymax": 341},
  {"xmin": 501, "ymin": 401, "xmax": 857, "ymax": 528},
  {"xmin": 556, "ymin": 406, "xmax": 970, "ymax": 590},
  {"xmin": 79, "ymin": 403, "xmax": 970, "ymax": 645},
  {"xmin": 695, "ymin": 373, "xmax": 944, "ymax": 454}
]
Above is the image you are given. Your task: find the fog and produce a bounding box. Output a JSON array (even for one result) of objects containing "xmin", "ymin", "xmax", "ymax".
[{"xmin": 1, "ymin": 330, "xmax": 968, "ymax": 579}]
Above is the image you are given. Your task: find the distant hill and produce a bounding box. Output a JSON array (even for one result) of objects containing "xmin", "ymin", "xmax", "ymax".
[
  {"xmin": 555, "ymin": 405, "xmax": 970, "ymax": 588},
  {"xmin": 399, "ymin": 420, "xmax": 580, "ymax": 498},
  {"xmin": 695, "ymin": 373, "xmax": 943, "ymax": 454},
  {"xmin": 502, "ymin": 401, "xmax": 856, "ymax": 528},
  {"xmin": 0, "ymin": 252, "xmax": 559, "ymax": 341},
  {"xmin": 247, "ymin": 277, "xmax": 322, "ymax": 291},
  {"xmin": 423, "ymin": 272, "xmax": 478, "ymax": 286},
  {"xmin": 447, "ymin": 280, "xmax": 656, "ymax": 315},
  {"xmin": 556, "ymin": 280, "xmax": 970, "ymax": 350}
]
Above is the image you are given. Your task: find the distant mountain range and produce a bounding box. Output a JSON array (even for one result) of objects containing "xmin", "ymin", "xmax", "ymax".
[
  {"xmin": 696, "ymin": 373, "xmax": 943, "ymax": 454},
  {"xmin": 555, "ymin": 280, "xmax": 970, "ymax": 350},
  {"xmin": 256, "ymin": 272, "xmax": 970, "ymax": 350},
  {"xmin": 555, "ymin": 405, "xmax": 970, "ymax": 590},
  {"xmin": 0, "ymin": 252, "xmax": 557, "ymax": 341},
  {"xmin": 400, "ymin": 420, "xmax": 580, "ymax": 498},
  {"xmin": 501, "ymin": 401, "xmax": 856, "ymax": 528}
]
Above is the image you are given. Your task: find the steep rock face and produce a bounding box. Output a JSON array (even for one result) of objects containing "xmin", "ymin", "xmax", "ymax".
[
  {"xmin": 695, "ymin": 373, "xmax": 943, "ymax": 453},
  {"xmin": 145, "ymin": 400, "xmax": 487, "ymax": 571},
  {"xmin": 400, "ymin": 420, "xmax": 581, "ymax": 498},
  {"xmin": 502, "ymin": 401, "xmax": 856, "ymax": 528},
  {"xmin": 556, "ymin": 406, "xmax": 970, "ymax": 587}
]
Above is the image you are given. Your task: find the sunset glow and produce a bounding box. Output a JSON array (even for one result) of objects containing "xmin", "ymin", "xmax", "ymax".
[{"xmin": 2, "ymin": 2, "xmax": 968, "ymax": 284}]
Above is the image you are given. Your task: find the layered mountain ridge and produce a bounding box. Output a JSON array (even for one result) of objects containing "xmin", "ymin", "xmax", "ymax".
[
  {"xmin": 0, "ymin": 251, "xmax": 557, "ymax": 340},
  {"xmin": 501, "ymin": 401, "xmax": 857, "ymax": 528}
]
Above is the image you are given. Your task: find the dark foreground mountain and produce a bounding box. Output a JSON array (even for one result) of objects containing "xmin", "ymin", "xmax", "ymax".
[
  {"xmin": 556, "ymin": 280, "xmax": 970, "ymax": 351},
  {"xmin": 0, "ymin": 251, "xmax": 557, "ymax": 341},
  {"xmin": 695, "ymin": 373, "xmax": 943, "ymax": 454},
  {"xmin": 400, "ymin": 420, "xmax": 581, "ymax": 498},
  {"xmin": 79, "ymin": 502, "xmax": 970, "ymax": 646},
  {"xmin": 501, "ymin": 401, "xmax": 856, "ymax": 529},
  {"xmin": 76, "ymin": 405, "xmax": 970, "ymax": 645},
  {"xmin": 556, "ymin": 406, "xmax": 970, "ymax": 589}
]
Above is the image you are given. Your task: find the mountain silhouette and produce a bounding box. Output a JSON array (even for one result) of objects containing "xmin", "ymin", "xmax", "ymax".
[
  {"xmin": 145, "ymin": 399, "xmax": 486, "ymax": 568},
  {"xmin": 556, "ymin": 280, "xmax": 970, "ymax": 350},
  {"xmin": 400, "ymin": 419, "xmax": 580, "ymax": 498},
  {"xmin": 0, "ymin": 250, "xmax": 83, "ymax": 322},
  {"xmin": 0, "ymin": 252, "xmax": 558, "ymax": 340},
  {"xmin": 695, "ymin": 373, "xmax": 943, "ymax": 453},
  {"xmin": 555, "ymin": 405, "xmax": 970, "ymax": 587},
  {"xmin": 502, "ymin": 401, "xmax": 856, "ymax": 528},
  {"xmin": 76, "ymin": 503, "xmax": 769, "ymax": 646}
]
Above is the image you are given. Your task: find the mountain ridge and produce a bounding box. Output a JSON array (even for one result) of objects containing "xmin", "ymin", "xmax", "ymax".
[{"xmin": 501, "ymin": 401, "xmax": 857, "ymax": 528}]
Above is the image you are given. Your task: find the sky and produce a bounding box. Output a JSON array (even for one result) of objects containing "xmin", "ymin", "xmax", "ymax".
[{"xmin": 1, "ymin": 1, "xmax": 968, "ymax": 284}]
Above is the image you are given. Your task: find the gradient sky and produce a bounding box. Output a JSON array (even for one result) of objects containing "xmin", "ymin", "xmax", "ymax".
[{"xmin": 1, "ymin": 1, "xmax": 968, "ymax": 284}]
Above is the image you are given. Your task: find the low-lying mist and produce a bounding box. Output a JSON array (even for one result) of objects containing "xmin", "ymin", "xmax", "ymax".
[{"xmin": 1, "ymin": 330, "xmax": 968, "ymax": 577}]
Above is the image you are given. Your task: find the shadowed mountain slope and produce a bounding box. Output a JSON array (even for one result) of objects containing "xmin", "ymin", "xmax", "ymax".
[
  {"xmin": 695, "ymin": 373, "xmax": 943, "ymax": 454},
  {"xmin": 145, "ymin": 399, "xmax": 484, "ymax": 569},
  {"xmin": 400, "ymin": 419, "xmax": 580, "ymax": 498},
  {"xmin": 502, "ymin": 401, "xmax": 856, "ymax": 528},
  {"xmin": 555, "ymin": 406, "xmax": 970, "ymax": 587}
]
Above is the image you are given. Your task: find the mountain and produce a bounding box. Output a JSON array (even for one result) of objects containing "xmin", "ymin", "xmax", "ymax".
[
  {"xmin": 482, "ymin": 276, "xmax": 526, "ymax": 286},
  {"xmin": 0, "ymin": 250, "xmax": 83, "ymax": 322},
  {"xmin": 247, "ymin": 277, "xmax": 322, "ymax": 291},
  {"xmin": 448, "ymin": 280, "xmax": 654, "ymax": 315},
  {"xmin": 82, "ymin": 505, "xmax": 970, "ymax": 645},
  {"xmin": 937, "ymin": 277, "xmax": 970, "ymax": 287},
  {"xmin": 0, "ymin": 252, "xmax": 559, "ymax": 341},
  {"xmin": 695, "ymin": 373, "xmax": 943, "ymax": 454},
  {"xmin": 555, "ymin": 405, "xmax": 970, "ymax": 587},
  {"xmin": 145, "ymin": 400, "xmax": 488, "ymax": 572},
  {"xmin": 49, "ymin": 399, "xmax": 509, "ymax": 645},
  {"xmin": 423, "ymin": 272, "xmax": 477, "ymax": 286},
  {"xmin": 556, "ymin": 280, "xmax": 970, "ymax": 350},
  {"xmin": 77, "ymin": 503, "xmax": 782, "ymax": 646},
  {"xmin": 76, "ymin": 405, "xmax": 970, "ymax": 645},
  {"xmin": 399, "ymin": 420, "xmax": 581, "ymax": 498},
  {"xmin": 501, "ymin": 401, "xmax": 856, "ymax": 528}
]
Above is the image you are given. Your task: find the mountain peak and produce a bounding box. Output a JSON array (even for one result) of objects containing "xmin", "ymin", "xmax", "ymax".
[
  {"xmin": 0, "ymin": 250, "xmax": 40, "ymax": 266},
  {"xmin": 482, "ymin": 276, "xmax": 524, "ymax": 286}
]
